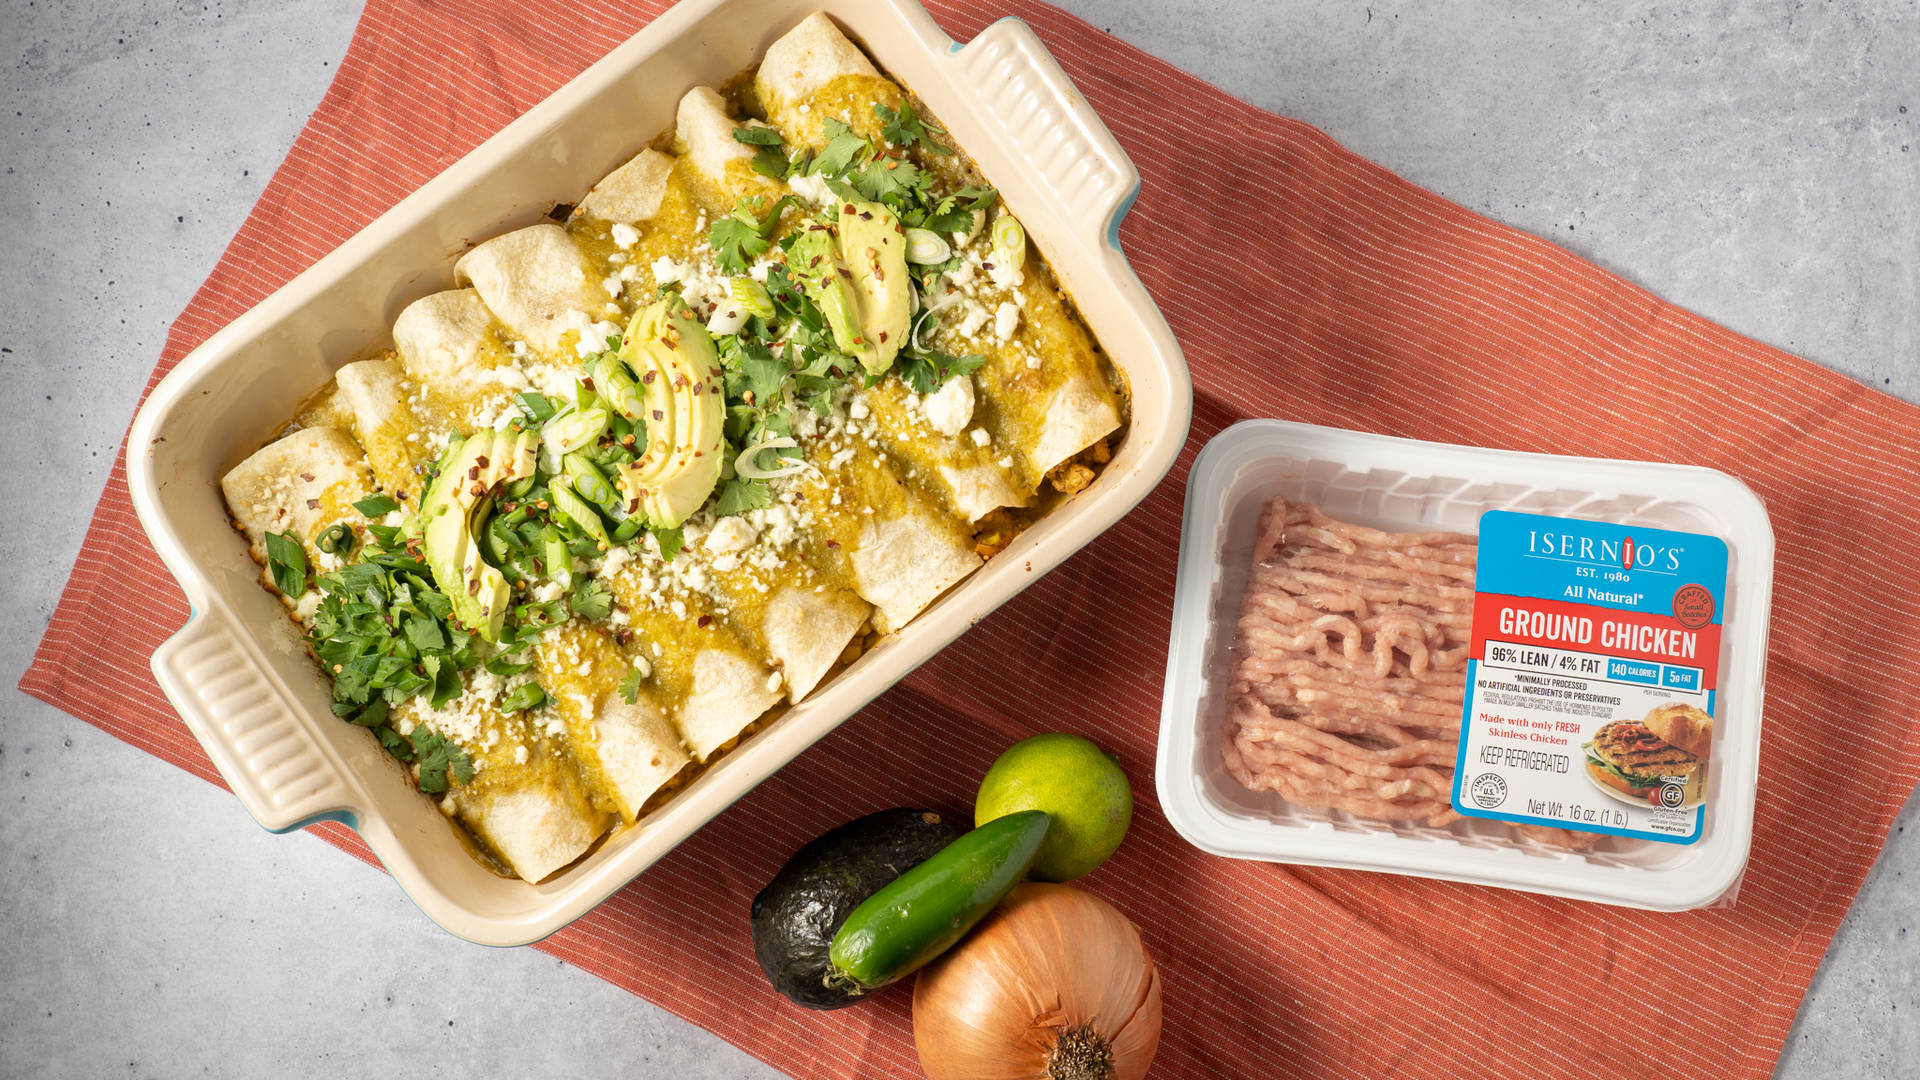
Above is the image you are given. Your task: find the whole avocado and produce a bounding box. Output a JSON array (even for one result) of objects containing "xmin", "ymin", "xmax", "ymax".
[{"xmin": 750, "ymin": 808, "xmax": 956, "ymax": 1009}]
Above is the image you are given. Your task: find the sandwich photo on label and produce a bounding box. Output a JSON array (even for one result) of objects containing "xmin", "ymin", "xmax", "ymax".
[{"xmin": 1583, "ymin": 703, "xmax": 1714, "ymax": 809}]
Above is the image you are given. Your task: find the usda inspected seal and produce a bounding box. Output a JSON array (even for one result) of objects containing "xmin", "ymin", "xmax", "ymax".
[{"xmin": 1469, "ymin": 773, "xmax": 1509, "ymax": 809}]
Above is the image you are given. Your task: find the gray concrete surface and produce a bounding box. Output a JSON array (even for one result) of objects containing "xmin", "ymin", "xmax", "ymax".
[{"xmin": 1, "ymin": 1, "xmax": 1913, "ymax": 1077}]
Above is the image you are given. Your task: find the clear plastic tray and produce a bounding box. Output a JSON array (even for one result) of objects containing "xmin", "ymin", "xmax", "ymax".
[{"xmin": 1155, "ymin": 420, "xmax": 1774, "ymax": 910}]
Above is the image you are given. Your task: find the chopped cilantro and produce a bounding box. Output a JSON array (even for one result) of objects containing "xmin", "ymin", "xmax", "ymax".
[
  {"xmin": 894, "ymin": 347, "xmax": 989, "ymax": 395},
  {"xmin": 617, "ymin": 667, "xmax": 646, "ymax": 705},
  {"xmin": 484, "ymin": 652, "xmax": 534, "ymax": 679},
  {"xmin": 710, "ymin": 195, "xmax": 802, "ymax": 274},
  {"xmin": 710, "ymin": 216, "xmax": 767, "ymax": 275},
  {"xmin": 714, "ymin": 476, "xmax": 773, "ymax": 517},
  {"xmin": 751, "ymin": 145, "xmax": 790, "ymax": 179},
  {"xmin": 410, "ymin": 726, "xmax": 475, "ymax": 794},
  {"xmin": 726, "ymin": 339, "xmax": 788, "ymax": 407},
  {"xmin": 811, "ymin": 118, "xmax": 868, "ymax": 177},
  {"xmin": 264, "ymin": 530, "xmax": 308, "ymax": 598},
  {"xmin": 851, "ymin": 157, "xmax": 927, "ymax": 208},
  {"xmin": 403, "ymin": 613, "xmax": 447, "ymax": 654},
  {"xmin": 733, "ymin": 124, "xmax": 791, "ymax": 179},
  {"xmin": 651, "ymin": 525, "xmax": 684, "ymax": 563},
  {"xmin": 920, "ymin": 185, "xmax": 998, "ymax": 235},
  {"xmin": 875, "ymin": 101, "xmax": 951, "ymax": 154},
  {"xmin": 732, "ymin": 124, "xmax": 784, "ymax": 147},
  {"xmin": 568, "ymin": 578, "xmax": 614, "ymax": 621},
  {"xmin": 374, "ymin": 725, "xmax": 411, "ymax": 760}
]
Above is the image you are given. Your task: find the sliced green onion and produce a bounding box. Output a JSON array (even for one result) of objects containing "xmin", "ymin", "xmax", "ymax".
[
  {"xmin": 263, "ymin": 530, "xmax": 308, "ymax": 597},
  {"xmin": 733, "ymin": 435, "xmax": 812, "ymax": 481},
  {"xmin": 612, "ymin": 514, "xmax": 647, "ymax": 543},
  {"xmin": 500, "ymin": 682, "xmax": 546, "ymax": 713},
  {"xmin": 543, "ymin": 407, "xmax": 609, "ymax": 457},
  {"xmin": 514, "ymin": 391, "xmax": 557, "ymax": 423},
  {"xmin": 315, "ymin": 522, "xmax": 356, "ymax": 557},
  {"xmin": 563, "ymin": 450, "xmax": 621, "ymax": 512},
  {"xmin": 540, "ymin": 527, "xmax": 573, "ymax": 588},
  {"xmin": 550, "ymin": 485, "xmax": 610, "ymax": 549},
  {"xmin": 352, "ymin": 492, "xmax": 400, "ymax": 517},
  {"xmin": 730, "ymin": 277, "xmax": 775, "ymax": 319},
  {"xmin": 591, "ymin": 355, "xmax": 646, "ymax": 419},
  {"xmin": 990, "ymin": 213, "xmax": 1026, "ymax": 272},
  {"xmin": 903, "ymin": 227, "xmax": 952, "ymax": 265}
]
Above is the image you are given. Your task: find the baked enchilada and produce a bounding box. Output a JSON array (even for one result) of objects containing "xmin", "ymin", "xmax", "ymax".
[{"xmin": 223, "ymin": 12, "xmax": 1128, "ymax": 881}]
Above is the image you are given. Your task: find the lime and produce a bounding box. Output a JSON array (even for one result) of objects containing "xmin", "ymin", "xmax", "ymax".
[{"xmin": 974, "ymin": 733, "xmax": 1132, "ymax": 882}]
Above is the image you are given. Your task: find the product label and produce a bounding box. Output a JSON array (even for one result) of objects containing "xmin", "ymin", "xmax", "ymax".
[{"xmin": 1452, "ymin": 511, "xmax": 1727, "ymax": 844}]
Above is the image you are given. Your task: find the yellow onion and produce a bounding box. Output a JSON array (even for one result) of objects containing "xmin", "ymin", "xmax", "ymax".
[{"xmin": 912, "ymin": 883, "xmax": 1161, "ymax": 1080}]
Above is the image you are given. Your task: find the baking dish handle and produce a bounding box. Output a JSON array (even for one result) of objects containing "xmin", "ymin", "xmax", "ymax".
[
  {"xmin": 946, "ymin": 17, "xmax": 1140, "ymax": 250},
  {"xmin": 151, "ymin": 606, "xmax": 360, "ymax": 833}
]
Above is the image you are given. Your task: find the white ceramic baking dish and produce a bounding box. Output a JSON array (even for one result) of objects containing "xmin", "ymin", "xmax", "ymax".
[{"xmin": 128, "ymin": 0, "xmax": 1189, "ymax": 946}]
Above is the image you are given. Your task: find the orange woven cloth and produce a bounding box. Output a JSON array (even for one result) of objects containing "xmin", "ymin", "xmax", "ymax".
[{"xmin": 23, "ymin": 1, "xmax": 1920, "ymax": 1077}]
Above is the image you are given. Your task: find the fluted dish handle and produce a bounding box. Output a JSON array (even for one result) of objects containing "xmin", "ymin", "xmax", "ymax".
[
  {"xmin": 150, "ymin": 606, "xmax": 358, "ymax": 833},
  {"xmin": 944, "ymin": 16, "xmax": 1140, "ymax": 250}
]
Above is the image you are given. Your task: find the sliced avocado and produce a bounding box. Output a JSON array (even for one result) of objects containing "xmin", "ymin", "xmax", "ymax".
[
  {"xmin": 791, "ymin": 226, "xmax": 864, "ymax": 359},
  {"xmin": 792, "ymin": 206, "xmax": 911, "ymax": 375},
  {"xmin": 615, "ymin": 300, "xmax": 724, "ymax": 529},
  {"xmin": 835, "ymin": 200, "xmax": 911, "ymax": 374},
  {"xmin": 749, "ymin": 808, "xmax": 956, "ymax": 1010},
  {"xmin": 421, "ymin": 427, "xmax": 538, "ymax": 642}
]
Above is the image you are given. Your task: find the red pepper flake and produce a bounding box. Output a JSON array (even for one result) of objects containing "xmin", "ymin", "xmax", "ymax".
[
  {"xmin": 582, "ymin": 376, "xmax": 596, "ymax": 391},
  {"xmin": 826, "ymin": 539, "xmax": 840, "ymax": 548},
  {"xmin": 642, "ymin": 370, "xmax": 656, "ymax": 383},
  {"xmin": 615, "ymin": 628, "xmax": 635, "ymax": 646},
  {"xmin": 697, "ymin": 615, "xmax": 712, "ymax": 628},
  {"xmin": 877, "ymin": 332, "xmax": 888, "ymax": 343},
  {"xmin": 842, "ymin": 204, "xmax": 856, "ymax": 214},
  {"xmin": 474, "ymin": 455, "xmax": 489, "ymax": 468}
]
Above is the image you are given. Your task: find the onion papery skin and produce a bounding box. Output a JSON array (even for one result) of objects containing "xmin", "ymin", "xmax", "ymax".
[{"xmin": 912, "ymin": 883, "xmax": 1162, "ymax": 1080}]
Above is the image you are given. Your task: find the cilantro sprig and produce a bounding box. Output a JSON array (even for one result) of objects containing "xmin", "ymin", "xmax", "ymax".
[
  {"xmin": 709, "ymin": 194, "xmax": 802, "ymax": 274},
  {"xmin": 875, "ymin": 101, "xmax": 952, "ymax": 155},
  {"xmin": 732, "ymin": 124, "xmax": 791, "ymax": 180},
  {"xmin": 410, "ymin": 727, "xmax": 475, "ymax": 794}
]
